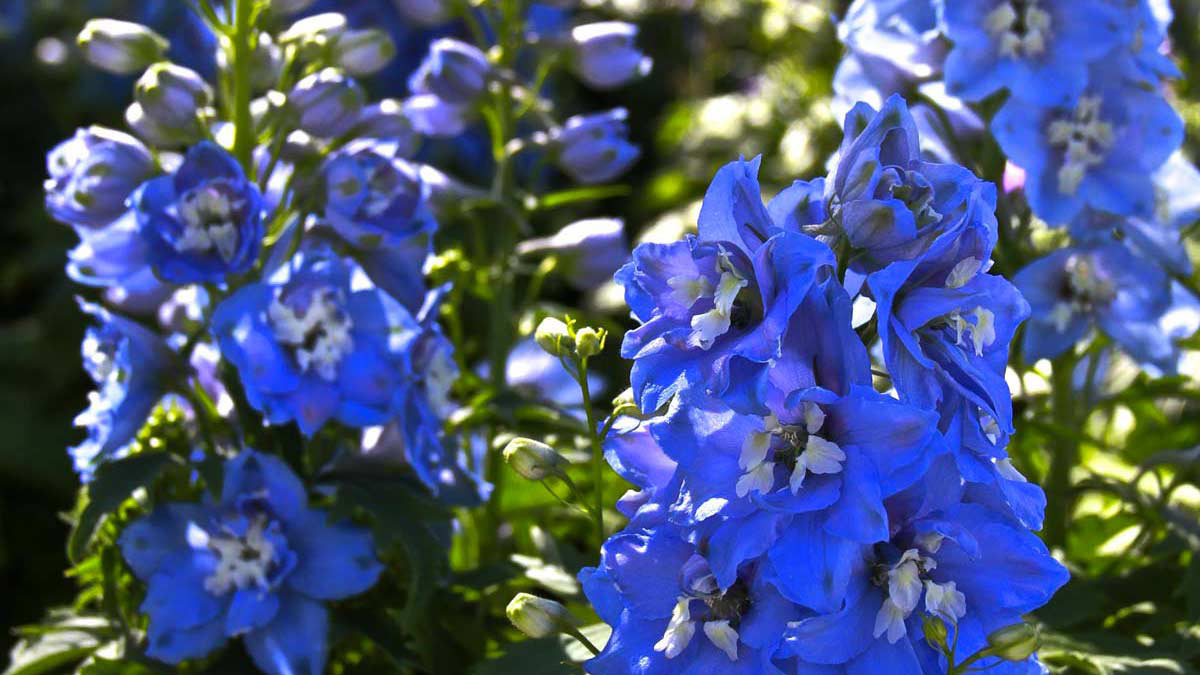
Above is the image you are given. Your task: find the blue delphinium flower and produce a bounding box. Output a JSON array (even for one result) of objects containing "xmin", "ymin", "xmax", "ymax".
[
  {"xmin": 991, "ymin": 61, "xmax": 1183, "ymax": 225},
  {"xmin": 211, "ymin": 248, "xmax": 409, "ymax": 436},
  {"xmin": 582, "ymin": 521, "xmax": 801, "ymax": 674},
  {"xmin": 119, "ymin": 450, "xmax": 382, "ymax": 672},
  {"xmin": 322, "ymin": 138, "xmax": 435, "ymax": 311},
  {"xmin": 779, "ymin": 500, "xmax": 1067, "ymax": 674},
  {"xmin": 1014, "ymin": 243, "xmax": 1180, "ymax": 371},
  {"xmin": 550, "ymin": 109, "xmax": 641, "ymax": 184},
  {"xmin": 387, "ymin": 286, "xmax": 483, "ymax": 504},
  {"xmin": 71, "ymin": 299, "xmax": 177, "ymax": 478},
  {"xmin": 515, "ymin": 218, "xmax": 629, "ymax": 291},
  {"xmin": 402, "ymin": 38, "xmax": 489, "ymax": 137},
  {"xmin": 617, "ymin": 157, "xmax": 866, "ymax": 414},
  {"xmin": 45, "ymin": 126, "xmax": 156, "ymax": 229},
  {"xmin": 940, "ymin": 0, "xmax": 1128, "ymax": 107},
  {"xmin": 649, "ymin": 385, "xmax": 941, "ymax": 591},
  {"xmin": 135, "ymin": 142, "xmax": 264, "ymax": 284},
  {"xmin": 812, "ymin": 95, "xmax": 997, "ymax": 277},
  {"xmin": 65, "ymin": 209, "xmax": 171, "ymax": 313}
]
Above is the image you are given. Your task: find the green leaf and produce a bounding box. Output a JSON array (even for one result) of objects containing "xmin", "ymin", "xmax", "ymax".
[
  {"xmin": 1041, "ymin": 630, "xmax": 1198, "ymax": 674},
  {"xmin": 534, "ymin": 185, "xmax": 631, "ymax": 211},
  {"xmin": 67, "ymin": 452, "xmax": 177, "ymax": 564}
]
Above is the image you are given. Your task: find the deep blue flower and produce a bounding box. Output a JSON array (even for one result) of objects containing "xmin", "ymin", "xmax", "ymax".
[
  {"xmin": 551, "ymin": 109, "xmax": 640, "ymax": 184},
  {"xmin": 941, "ymin": 0, "xmax": 1128, "ymax": 107},
  {"xmin": 567, "ymin": 22, "xmax": 652, "ymax": 90},
  {"xmin": 385, "ymin": 286, "xmax": 482, "ymax": 504},
  {"xmin": 71, "ymin": 299, "xmax": 177, "ymax": 478},
  {"xmin": 135, "ymin": 143, "xmax": 264, "ymax": 284},
  {"xmin": 779, "ymin": 501, "xmax": 1067, "ymax": 674},
  {"xmin": 211, "ymin": 248, "xmax": 411, "ymax": 436},
  {"xmin": 617, "ymin": 157, "xmax": 866, "ymax": 414},
  {"xmin": 119, "ymin": 450, "xmax": 382, "ymax": 673},
  {"xmin": 581, "ymin": 522, "xmax": 799, "ymax": 674},
  {"xmin": 648, "ymin": 385, "xmax": 941, "ymax": 591},
  {"xmin": 991, "ymin": 62, "xmax": 1183, "ymax": 225},
  {"xmin": 1015, "ymin": 243, "xmax": 1181, "ymax": 372},
  {"xmin": 1100, "ymin": 0, "xmax": 1179, "ymax": 87},
  {"xmin": 322, "ymin": 138, "xmax": 435, "ymax": 311},
  {"xmin": 45, "ymin": 126, "xmax": 156, "ymax": 229},
  {"xmin": 65, "ymin": 209, "xmax": 171, "ymax": 312},
  {"xmin": 816, "ymin": 95, "xmax": 998, "ymax": 277},
  {"xmin": 402, "ymin": 93, "xmax": 473, "ymax": 137}
]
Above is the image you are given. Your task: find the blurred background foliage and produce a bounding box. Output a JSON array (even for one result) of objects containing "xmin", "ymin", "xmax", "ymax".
[{"xmin": 3, "ymin": 0, "xmax": 1200, "ymax": 671}]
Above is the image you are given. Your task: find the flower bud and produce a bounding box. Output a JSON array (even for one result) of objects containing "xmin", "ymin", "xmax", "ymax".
[
  {"xmin": 126, "ymin": 102, "xmax": 194, "ymax": 148},
  {"xmin": 551, "ymin": 109, "xmax": 640, "ymax": 184},
  {"xmin": 535, "ymin": 317, "xmax": 574, "ymax": 357},
  {"xmin": 44, "ymin": 126, "xmax": 155, "ymax": 229},
  {"xmin": 270, "ymin": 0, "xmax": 318, "ymax": 13},
  {"xmin": 506, "ymin": 593, "xmax": 572, "ymax": 639},
  {"xmin": 350, "ymin": 99, "xmax": 419, "ymax": 154},
  {"xmin": 516, "ymin": 218, "xmax": 628, "ymax": 290},
  {"xmin": 77, "ymin": 19, "xmax": 168, "ymax": 75},
  {"xmin": 288, "ymin": 68, "xmax": 366, "ymax": 138},
  {"xmin": 503, "ymin": 438, "xmax": 568, "ymax": 481},
  {"xmin": 393, "ymin": 0, "xmax": 451, "ymax": 26},
  {"xmin": 409, "ymin": 39, "xmax": 491, "ymax": 104},
  {"xmin": 133, "ymin": 63, "xmax": 212, "ymax": 142},
  {"xmin": 921, "ymin": 615, "xmax": 948, "ymax": 649},
  {"xmin": 574, "ymin": 327, "xmax": 604, "ymax": 358},
  {"xmin": 568, "ymin": 22, "xmax": 652, "ymax": 90},
  {"xmin": 986, "ymin": 622, "xmax": 1040, "ymax": 662},
  {"xmin": 279, "ymin": 12, "xmax": 347, "ymax": 48},
  {"xmin": 334, "ymin": 28, "xmax": 396, "ymax": 76},
  {"xmin": 403, "ymin": 94, "xmax": 471, "ymax": 137}
]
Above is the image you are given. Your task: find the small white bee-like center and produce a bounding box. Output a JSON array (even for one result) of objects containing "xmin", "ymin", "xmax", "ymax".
[
  {"xmin": 872, "ymin": 548, "xmax": 967, "ymax": 644},
  {"xmin": 985, "ymin": 1, "xmax": 1052, "ymax": 59},
  {"xmin": 1047, "ymin": 96, "xmax": 1115, "ymax": 195},
  {"xmin": 200, "ymin": 515, "xmax": 278, "ymax": 596},
  {"xmin": 735, "ymin": 404, "xmax": 846, "ymax": 498},
  {"xmin": 269, "ymin": 288, "xmax": 355, "ymax": 381},
  {"xmin": 174, "ymin": 183, "xmax": 244, "ymax": 263}
]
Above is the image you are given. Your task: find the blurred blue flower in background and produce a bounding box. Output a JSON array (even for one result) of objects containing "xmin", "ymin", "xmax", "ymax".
[
  {"xmin": 941, "ymin": 0, "xmax": 1127, "ymax": 107},
  {"xmin": 991, "ymin": 61, "xmax": 1183, "ymax": 225},
  {"xmin": 119, "ymin": 450, "xmax": 381, "ymax": 673},
  {"xmin": 550, "ymin": 109, "xmax": 640, "ymax": 184}
]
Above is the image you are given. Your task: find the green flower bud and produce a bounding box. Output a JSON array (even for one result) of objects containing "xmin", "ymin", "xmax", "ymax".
[
  {"xmin": 134, "ymin": 63, "xmax": 212, "ymax": 141},
  {"xmin": 506, "ymin": 593, "xmax": 571, "ymax": 638},
  {"xmin": 77, "ymin": 19, "xmax": 168, "ymax": 75},
  {"xmin": 921, "ymin": 615, "xmax": 949, "ymax": 650},
  {"xmin": 279, "ymin": 12, "xmax": 348, "ymax": 48},
  {"xmin": 574, "ymin": 326, "xmax": 605, "ymax": 358},
  {"xmin": 535, "ymin": 317, "xmax": 574, "ymax": 357},
  {"xmin": 503, "ymin": 438, "xmax": 568, "ymax": 481},
  {"xmin": 986, "ymin": 622, "xmax": 1040, "ymax": 662}
]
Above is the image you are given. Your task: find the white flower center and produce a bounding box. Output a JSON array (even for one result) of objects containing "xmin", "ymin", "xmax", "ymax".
[
  {"xmin": 735, "ymin": 404, "xmax": 846, "ymax": 498},
  {"xmin": 197, "ymin": 514, "xmax": 278, "ymax": 596},
  {"xmin": 654, "ymin": 596, "xmax": 744, "ymax": 662},
  {"xmin": 872, "ymin": 547, "xmax": 967, "ymax": 644},
  {"xmin": 174, "ymin": 183, "xmax": 244, "ymax": 263},
  {"xmin": 1050, "ymin": 252, "xmax": 1116, "ymax": 328},
  {"xmin": 269, "ymin": 288, "xmax": 355, "ymax": 381},
  {"xmin": 1047, "ymin": 96, "xmax": 1115, "ymax": 195},
  {"xmin": 985, "ymin": 0, "xmax": 1052, "ymax": 59},
  {"xmin": 668, "ymin": 247, "xmax": 751, "ymax": 350},
  {"xmin": 945, "ymin": 307, "xmax": 997, "ymax": 357}
]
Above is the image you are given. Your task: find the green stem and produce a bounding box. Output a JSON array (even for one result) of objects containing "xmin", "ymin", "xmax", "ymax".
[
  {"xmin": 578, "ymin": 358, "xmax": 605, "ymax": 552},
  {"xmin": 231, "ymin": 0, "xmax": 257, "ymax": 172},
  {"xmin": 1044, "ymin": 352, "xmax": 1079, "ymax": 548}
]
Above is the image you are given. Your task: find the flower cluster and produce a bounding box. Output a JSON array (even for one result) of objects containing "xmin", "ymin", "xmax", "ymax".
[
  {"xmin": 46, "ymin": 0, "xmax": 647, "ymax": 671},
  {"xmin": 834, "ymin": 0, "xmax": 1197, "ymax": 373},
  {"xmin": 582, "ymin": 96, "xmax": 1068, "ymax": 674}
]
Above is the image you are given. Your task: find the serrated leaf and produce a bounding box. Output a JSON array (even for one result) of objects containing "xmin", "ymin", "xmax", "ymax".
[{"xmin": 68, "ymin": 453, "xmax": 177, "ymax": 564}]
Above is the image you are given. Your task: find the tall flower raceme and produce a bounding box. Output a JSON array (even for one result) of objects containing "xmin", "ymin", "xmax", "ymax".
[
  {"xmin": 580, "ymin": 96, "xmax": 1068, "ymax": 674},
  {"xmin": 34, "ymin": 0, "xmax": 654, "ymax": 672},
  {"xmin": 832, "ymin": 0, "xmax": 1196, "ymax": 374}
]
